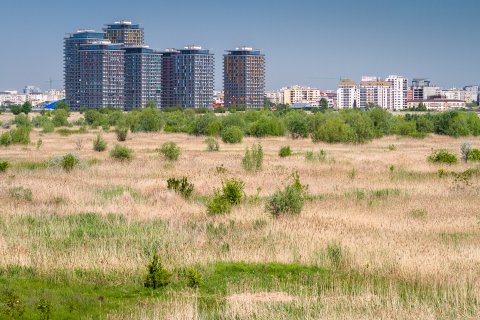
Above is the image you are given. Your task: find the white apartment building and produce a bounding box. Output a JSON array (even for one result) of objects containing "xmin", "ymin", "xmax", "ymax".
[
  {"xmin": 265, "ymin": 90, "xmax": 283, "ymax": 104},
  {"xmin": 358, "ymin": 78, "xmax": 393, "ymax": 109},
  {"xmin": 282, "ymin": 85, "xmax": 322, "ymax": 105},
  {"xmin": 0, "ymin": 89, "xmax": 65, "ymax": 107},
  {"xmin": 440, "ymin": 89, "xmax": 477, "ymax": 104},
  {"xmin": 407, "ymin": 99, "xmax": 466, "ymax": 111},
  {"xmin": 336, "ymin": 79, "xmax": 358, "ymax": 109},
  {"xmin": 386, "ymin": 75, "xmax": 408, "ymax": 110}
]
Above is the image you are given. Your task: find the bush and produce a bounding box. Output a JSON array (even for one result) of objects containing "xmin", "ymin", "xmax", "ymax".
[
  {"xmin": 305, "ymin": 149, "xmax": 326, "ymax": 162},
  {"xmin": 285, "ymin": 111, "xmax": 308, "ymax": 139},
  {"xmin": 468, "ymin": 148, "xmax": 480, "ymax": 161},
  {"xmin": 1, "ymin": 289, "xmax": 26, "ymax": 318},
  {"xmin": 42, "ymin": 121, "xmax": 55, "ymax": 133},
  {"xmin": 312, "ymin": 117, "xmax": 354, "ymax": 143},
  {"xmin": 49, "ymin": 153, "xmax": 81, "ymax": 171},
  {"xmin": 144, "ymin": 254, "xmax": 171, "ymax": 289},
  {"xmin": 61, "ymin": 153, "xmax": 80, "ymax": 172},
  {"xmin": 279, "ymin": 146, "xmax": 292, "ymax": 158},
  {"xmin": 167, "ymin": 177, "xmax": 194, "ymax": 199},
  {"xmin": 186, "ymin": 269, "xmax": 202, "ymax": 288},
  {"xmin": 93, "ymin": 134, "xmax": 107, "ymax": 152},
  {"xmin": 0, "ymin": 160, "xmax": 9, "ymax": 172},
  {"xmin": 221, "ymin": 126, "xmax": 244, "ymax": 144},
  {"xmin": 110, "ymin": 144, "xmax": 133, "ymax": 161},
  {"xmin": 206, "ymin": 191, "xmax": 232, "ymax": 215},
  {"xmin": 206, "ymin": 178, "xmax": 245, "ymax": 215},
  {"xmin": 204, "ymin": 137, "xmax": 219, "ymax": 151},
  {"xmin": 0, "ymin": 132, "xmax": 12, "ymax": 146},
  {"xmin": 10, "ymin": 126, "xmax": 31, "ymax": 145},
  {"xmin": 222, "ymin": 178, "xmax": 245, "ymax": 206},
  {"xmin": 265, "ymin": 173, "xmax": 308, "ymax": 217},
  {"xmin": 115, "ymin": 127, "xmax": 128, "ymax": 141},
  {"xmin": 242, "ymin": 144, "xmax": 263, "ymax": 172},
  {"xmin": 428, "ymin": 149, "xmax": 458, "ymax": 164},
  {"xmin": 52, "ymin": 109, "xmax": 69, "ymax": 127},
  {"xmin": 160, "ymin": 142, "xmax": 181, "ymax": 161}
]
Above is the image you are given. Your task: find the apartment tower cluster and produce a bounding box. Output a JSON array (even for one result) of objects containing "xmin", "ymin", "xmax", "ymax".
[
  {"xmin": 64, "ymin": 20, "xmax": 265, "ymax": 110},
  {"xmin": 336, "ymin": 76, "xmax": 408, "ymax": 110}
]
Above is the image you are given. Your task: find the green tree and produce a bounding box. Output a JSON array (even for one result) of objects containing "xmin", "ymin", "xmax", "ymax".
[
  {"xmin": 21, "ymin": 102, "xmax": 32, "ymax": 114},
  {"xmin": 9, "ymin": 104, "xmax": 22, "ymax": 115},
  {"xmin": 319, "ymin": 98, "xmax": 329, "ymax": 110}
]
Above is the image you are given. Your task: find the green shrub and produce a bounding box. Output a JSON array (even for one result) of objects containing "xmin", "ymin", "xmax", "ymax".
[
  {"xmin": 279, "ymin": 146, "xmax": 292, "ymax": 158},
  {"xmin": 0, "ymin": 160, "xmax": 9, "ymax": 172},
  {"xmin": 160, "ymin": 142, "xmax": 181, "ymax": 161},
  {"xmin": 36, "ymin": 139, "xmax": 42, "ymax": 150},
  {"xmin": 221, "ymin": 126, "xmax": 244, "ymax": 144},
  {"xmin": 42, "ymin": 121, "xmax": 55, "ymax": 133},
  {"xmin": 242, "ymin": 144, "xmax": 263, "ymax": 172},
  {"xmin": 468, "ymin": 148, "xmax": 480, "ymax": 161},
  {"xmin": 204, "ymin": 137, "xmax": 219, "ymax": 151},
  {"xmin": 265, "ymin": 173, "xmax": 308, "ymax": 217},
  {"xmin": 388, "ymin": 144, "xmax": 396, "ymax": 151},
  {"xmin": 115, "ymin": 127, "xmax": 128, "ymax": 141},
  {"xmin": 52, "ymin": 109, "xmax": 69, "ymax": 127},
  {"xmin": 144, "ymin": 254, "xmax": 171, "ymax": 289},
  {"xmin": 8, "ymin": 186, "xmax": 33, "ymax": 202},
  {"xmin": 61, "ymin": 153, "xmax": 80, "ymax": 172},
  {"xmin": 167, "ymin": 177, "xmax": 194, "ymax": 199},
  {"xmin": 428, "ymin": 149, "xmax": 458, "ymax": 164},
  {"xmin": 206, "ymin": 192, "xmax": 232, "ymax": 215},
  {"xmin": 49, "ymin": 153, "xmax": 81, "ymax": 171},
  {"xmin": 0, "ymin": 132, "xmax": 12, "ymax": 146},
  {"xmin": 186, "ymin": 268, "xmax": 202, "ymax": 288},
  {"xmin": 305, "ymin": 149, "xmax": 326, "ymax": 162},
  {"xmin": 10, "ymin": 126, "xmax": 31, "ymax": 144},
  {"xmin": 461, "ymin": 142, "xmax": 472, "ymax": 162},
  {"xmin": 93, "ymin": 134, "xmax": 107, "ymax": 152},
  {"xmin": 206, "ymin": 178, "xmax": 245, "ymax": 215},
  {"xmin": 36, "ymin": 298, "xmax": 52, "ymax": 320},
  {"xmin": 221, "ymin": 178, "xmax": 245, "ymax": 206},
  {"xmin": 110, "ymin": 144, "xmax": 133, "ymax": 161},
  {"xmin": 1, "ymin": 289, "xmax": 26, "ymax": 318}
]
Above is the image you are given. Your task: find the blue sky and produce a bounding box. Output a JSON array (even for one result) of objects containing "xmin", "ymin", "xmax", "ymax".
[{"xmin": 0, "ymin": 0, "xmax": 479, "ymax": 91}]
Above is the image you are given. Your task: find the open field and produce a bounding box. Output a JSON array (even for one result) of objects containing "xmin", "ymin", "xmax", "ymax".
[{"xmin": 1, "ymin": 114, "xmax": 480, "ymax": 319}]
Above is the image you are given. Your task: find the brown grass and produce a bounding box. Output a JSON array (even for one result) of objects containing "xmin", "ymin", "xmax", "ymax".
[{"xmin": 1, "ymin": 114, "xmax": 480, "ymax": 317}]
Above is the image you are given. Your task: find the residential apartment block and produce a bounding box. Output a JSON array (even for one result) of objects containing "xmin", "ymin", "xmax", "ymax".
[
  {"xmin": 223, "ymin": 47, "xmax": 265, "ymax": 109},
  {"xmin": 124, "ymin": 46, "xmax": 161, "ymax": 110},
  {"xmin": 386, "ymin": 75, "xmax": 408, "ymax": 110},
  {"xmin": 358, "ymin": 77, "xmax": 392, "ymax": 109},
  {"xmin": 78, "ymin": 41, "xmax": 125, "ymax": 109},
  {"xmin": 64, "ymin": 30, "xmax": 105, "ymax": 109},
  {"xmin": 104, "ymin": 21, "xmax": 144, "ymax": 46},
  {"xmin": 281, "ymin": 86, "xmax": 322, "ymax": 106},
  {"xmin": 336, "ymin": 79, "xmax": 358, "ymax": 109},
  {"xmin": 161, "ymin": 46, "xmax": 215, "ymax": 108}
]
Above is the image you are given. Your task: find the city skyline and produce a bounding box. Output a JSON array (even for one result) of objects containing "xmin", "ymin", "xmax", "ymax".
[{"xmin": 1, "ymin": 0, "xmax": 479, "ymax": 92}]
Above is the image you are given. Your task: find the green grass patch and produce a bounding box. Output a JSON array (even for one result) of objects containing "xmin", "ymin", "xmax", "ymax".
[
  {"xmin": 13, "ymin": 161, "xmax": 49, "ymax": 170},
  {"xmin": 97, "ymin": 186, "xmax": 143, "ymax": 201}
]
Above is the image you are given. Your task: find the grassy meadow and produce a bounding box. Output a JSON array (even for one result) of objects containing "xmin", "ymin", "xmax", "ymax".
[{"xmin": 1, "ymin": 111, "xmax": 480, "ymax": 319}]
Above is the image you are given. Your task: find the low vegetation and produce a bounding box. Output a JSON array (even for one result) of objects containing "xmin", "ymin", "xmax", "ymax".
[
  {"xmin": 110, "ymin": 144, "xmax": 133, "ymax": 161},
  {"xmin": 242, "ymin": 143, "xmax": 263, "ymax": 172},
  {"xmin": 428, "ymin": 149, "xmax": 458, "ymax": 164},
  {"xmin": 159, "ymin": 142, "xmax": 181, "ymax": 161}
]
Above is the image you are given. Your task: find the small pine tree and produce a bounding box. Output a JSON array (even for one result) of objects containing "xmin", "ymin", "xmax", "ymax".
[{"xmin": 144, "ymin": 254, "xmax": 172, "ymax": 289}]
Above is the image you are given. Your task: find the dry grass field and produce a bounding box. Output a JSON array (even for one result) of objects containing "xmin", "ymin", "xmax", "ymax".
[{"xmin": 1, "ymin": 112, "xmax": 480, "ymax": 319}]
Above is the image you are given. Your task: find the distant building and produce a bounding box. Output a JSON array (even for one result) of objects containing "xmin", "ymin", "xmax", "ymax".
[
  {"xmin": 440, "ymin": 88, "xmax": 477, "ymax": 104},
  {"xmin": 23, "ymin": 86, "xmax": 42, "ymax": 95},
  {"xmin": 78, "ymin": 41, "xmax": 125, "ymax": 109},
  {"xmin": 464, "ymin": 85, "xmax": 479, "ymax": 103},
  {"xmin": 281, "ymin": 86, "xmax": 322, "ymax": 106},
  {"xmin": 336, "ymin": 79, "xmax": 358, "ymax": 109},
  {"xmin": 161, "ymin": 46, "xmax": 215, "ymax": 108},
  {"xmin": 224, "ymin": 47, "xmax": 265, "ymax": 109},
  {"xmin": 265, "ymin": 90, "xmax": 283, "ymax": 104},
  {"xmin": 385, "ymin": 75, "xmax": 408, "ymax": 110},
  {"xmin": 124, "ymin": 46, "xmax": 161, "ymax": 110},
  {"xmin": 358, "ymin": 78, "xmax": 392, "ymax": 109},
  {"xmin": 411, "ymin": 78, "xmax": 440, "ymax": 100},
  {"xmin": 407, "ymin": 99, "xmax": 466, "ymax": 111},
  {"xmin": 64, "ymin": 30, "xmax": 105, "ymax": 109},
  {"xmin": 104, "ymin": 21, "xmax": 144, "ymax": 46}
]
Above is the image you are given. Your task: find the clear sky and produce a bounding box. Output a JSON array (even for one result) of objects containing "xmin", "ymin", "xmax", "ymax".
[{"xmin": 0, "ymin": 0, "xmax": 479, "ymax": 92}]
